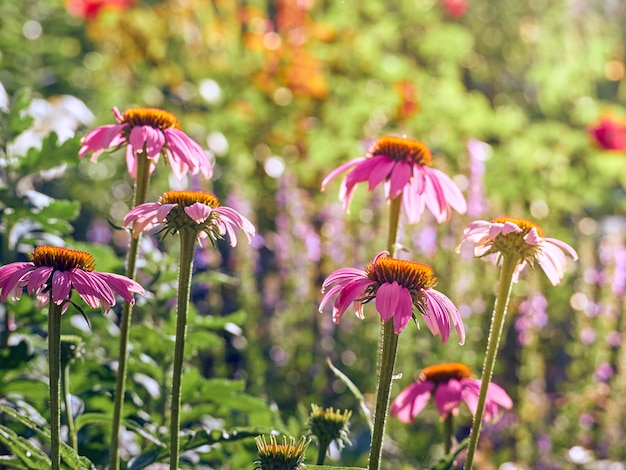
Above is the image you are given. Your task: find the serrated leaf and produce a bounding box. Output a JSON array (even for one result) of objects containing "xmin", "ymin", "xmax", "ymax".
[
  {"xmin": 8, "ymin": 89, "xmax": 34, "ymax": 137},
  {"xmin": 0, "ymin": 424, "xmax": 51, "ymax": 470}
]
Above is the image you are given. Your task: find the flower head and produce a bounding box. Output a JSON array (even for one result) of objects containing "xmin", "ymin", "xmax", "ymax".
[
  {"xmin": 390, "ymin": 362, "xmax": 512, "ymax": 422},
  {"xmin": 321, "ymin": 135, "xmax": 466, "ymax": 224},
  {"xmin": 79, "ymin": 107, "xmax": 212, "ymax": 180},
  {"xmin": 587, "ymin": 112, "xmax": 626, "ymax": 152},
  {"xmin": 124, "ymin": 190, "xmax": 255, "ymax": 247},
  {"xmin": 307, "ymin": 404, "xmax": 352, "ymax": 452},
  {"xmin": 0, "ymin": 246, "xmax": 144, "ymax": 313},
  {"xmin": 65, "ymin": 0, "xmax": 134, "ymax": 20},
  {"xmin": 254, "ymin": 435, "xmax": 310, "ymax": 470},
  {"xmin": 459, "ymin": 216, "xmax": 578, "ymax": 285},
  {"xmin": 319, "ymin": 251, "xmax": 465, "ymax": 342}
]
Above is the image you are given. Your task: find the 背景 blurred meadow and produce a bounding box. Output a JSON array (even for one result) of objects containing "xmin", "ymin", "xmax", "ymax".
[{"xmin": 1, "ymin": 0, "xmax": 626, "ymax": 468}]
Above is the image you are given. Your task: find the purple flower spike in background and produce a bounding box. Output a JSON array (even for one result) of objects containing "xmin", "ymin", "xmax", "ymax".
[
  {"xmin": 321, "ymin": 135, "xmax": 467, "ymax": 224},
  {"xmin": 124, "ymin": 190, "xmax": 255, "ymax": 246},
  {"xmin": 0, "ymin": 245, "xmax": 144, "ymax": 312},
  {"xmin": 79, "ymin": 107, "xmax": 213, "ymax": 180},
  {"xmin": 459, "ymin": 216, "xmax": 578, "ymax": 285},
  {"xmin": 319, "ymin": 251, "xmax": 465, "ymax": 342},
  {"xmin": 391, "ymin": 362, "xmax": 512, "ymax": 423}
]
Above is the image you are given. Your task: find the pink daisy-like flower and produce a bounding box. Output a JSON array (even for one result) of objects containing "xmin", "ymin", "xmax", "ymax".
[
  {"xmin": 459, "ymin": 216, "xmax": 578, "ymax": 285},
  {"xmin": 124, "ymin": 190, "xmax": 255, "ymax": 247},
  {"xmin": 0, "ymin": 246, "xmax": 144, "ymax": 313},
  {"xmin": 319, "ymin": 251, "xmax": 465, "ymax": 342},
  {"xmin": 321, "ymin": 135, "xmax": 467, "ymax": 224},
  {"xmin": 390, "ymin": 362, "xmax": 512, "ymax": 422},
  {"xmin": 79, "ymin": 107, "xmax": 213, "ymax": 180}
]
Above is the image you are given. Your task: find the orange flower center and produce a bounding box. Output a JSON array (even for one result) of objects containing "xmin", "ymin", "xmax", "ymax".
[
  {"xmin": 121, "ymin": 108, "xmax": 181, "ymax": 130},
  {"xmin": 491, "ymin": 216, "xmax": 544, "ymax": 237},
  {"xmin": 159, "ymin": 190, "xmax": 220, "ymax": 208},
  {"xmin": 30, "ymin": 246, "xmax": 95, "ymax": 272},
  {"xmin": 369, "ymin": 135, "xmax": 433, "ymax": 166},
  {"xmin": 366, "ymin": 257, "xmax": 436, "ymax": 291},
  {"xmin": 420, "ymin": 362, "xmax": 472, "ymax": 383}
]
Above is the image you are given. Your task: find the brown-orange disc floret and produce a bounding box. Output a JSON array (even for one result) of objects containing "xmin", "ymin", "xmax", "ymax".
[
  {"xmin": 369, "ymin": 135, "xmax": 433, "ymax": 166},
  {"xmin": 491, "ymin": 216, "xmax": 544, "ymax": 237},
  {"xmin": 366, "ymin": 257, "xmax": 437, "ymax": 291},
  {"xmin": 419, "ymin": 362, "xmax": 472, "ymax": 383},
  {"xmin": 121, "ymin": 108, "xmax": 181, "ymax": 130},
  {"xmin": 30, "ymin": 246, "xmax": 96, "ymax": 272},
  {"xmin": 159, "ymin": 190, "xmax": 220, "ymax": 208}
]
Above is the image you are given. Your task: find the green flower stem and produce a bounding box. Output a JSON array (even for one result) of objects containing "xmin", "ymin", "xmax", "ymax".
[
  {"xmin": 464, "ymin": 254, "xmax": 519, "ymax": 470},
  {"xmin": 368, "ymin": 197, "xmax": 402, "ymax": 470},
  {"xmin": 48, "ymin": 302, "xmax": 63, "ymax": 470},
  {"xmin": 61, "ymin": 359, "xmax": 77, "ymax": 452},
  {"xmin": 169, "ymin": 227, "xmax": 197, "ymax": 470},
  {"xmin": 444, "ymin": 413, "xmax": 453, "ymax": 455},
  {"xmin": 316, "ymin": 437, "xmax": 331, "ymax": 465},
  {"xmin": 110, "ymin": 153, "xmax": 151, "ymax": 470}
]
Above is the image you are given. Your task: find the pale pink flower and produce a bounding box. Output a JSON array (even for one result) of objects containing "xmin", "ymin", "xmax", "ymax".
[
  {"xmin": 0, "ymin": 246, "xmax": 144, "ymax": 313},
  {"xmin": 390, "ymin": 362, "xmax": 512, "ymax": 422},
  {"xmin": 459, "ymin": 216, "xmax": 578, "ymax": 285},
  {"xmin": 124, "ymin": 190, "xmax": 255, "ymax": 247},
  {"xmin": 79, "ymin": 107, "xmax": 212, "ymax": 180},
  {"xmin": 321, "ymin": 135, "xmax": 466, "ymax": 224},
  {"xmin": 319, "ymin": 251, "xmax": 465, "ymax": 342}
]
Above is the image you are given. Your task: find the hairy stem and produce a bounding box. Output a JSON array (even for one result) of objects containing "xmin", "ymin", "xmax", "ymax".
[
  {"xmin": 48, "ymin": 302, "xmax": 63, "ymax": 470},
  {"xmin": 464, "ymin": 254, "xmax": 518, "ymax": 469}
]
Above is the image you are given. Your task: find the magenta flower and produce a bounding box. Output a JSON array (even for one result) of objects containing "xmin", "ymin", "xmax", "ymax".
[
  {"xmin": 390, "ymin": 362, "xmax": 512, "ymax": 422},
  {"xmin": 587, "ymin": 112, "xmax": 626, "ymax": 152},
  {"xmin": 459, "ymin": 216, "xmax": 578, "ymax": 285},
  {"xmin": 79, "ymin": 107, "xmax": 213, "ymax": 180},
  {"xmin": 319, "ymin": 251, "xmax": 465, "ymax": 342},
  {"xmin": 321, "ymin": 135, "xmax": 466, "ymax": 224},
  {"xmin": 0, "ymin": 246, "xmax": 144, "ymax": 313},
  {"xmin": 124, "ymin": 190, "xmax": 255, "ymax": 247}
]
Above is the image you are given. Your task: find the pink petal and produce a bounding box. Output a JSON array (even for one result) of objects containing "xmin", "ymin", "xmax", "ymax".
[
  {"xmin": 375, "ymin": 281, "xmax": 401, "ymax": 323},
  {"xmin": 390, "ymin": 381, "xmax": 434, "ymax": 423},
  {"xmin": 388, "ymin": 161, "xmax": 412, "ymax": 199},
  {"xmin": 27, "ymin": 266, "xmax": 53, "ymax": 295},
  {"xmin": 320, "ymin": 158, "xmax": 365, "ymax": 191},
  {"xmin": 184, "ymin": 203, "xmax": 212, "ymax": 223},
  {"xmin": 434, "ymin": 380, "xmax": 462, "ymax": 418},
  {"xmin": 165, "ymin": 128, "xmax": 213, "ymax": 180},
  {"xmin": 51, "ymin": 271, "xmax": 72, "ymax": 304},
  {"xmin": 130, "ymin": 126, "xmax": 165, "ymax": 158}
]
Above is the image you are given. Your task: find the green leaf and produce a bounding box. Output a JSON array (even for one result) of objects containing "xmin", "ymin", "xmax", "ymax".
[
  {"xmin": 18, "ymin": 133, "xmax": 81, "ymax": 174},
  {"xmin": 326, "ymin": 358, "xmax": 373, "ymax": 433},
  {"xmin": 0, "ymin": 424, "xmax": 51, "ymax": 470},
  {"xmin": 8, "ymin": 88, "xmax": 34, "ymax": 137}
]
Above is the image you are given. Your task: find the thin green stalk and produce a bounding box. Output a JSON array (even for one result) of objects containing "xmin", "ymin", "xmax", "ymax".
[
  {"xmin": 62, "ymin": 360, "xmax": 77, "ymax": 452},
  {"xmin": 110, "ymin": 154, "xmax": 151, "ymax": 470},
  {"xmin": 169, "ymin": 227, "xmax": 197, "ymax": 470},
  {"xmin": 464, "ymin": 254, "xmax": 519, "ymax": 470},
  {"xmin": 443, "ymin": 413, "xmax": 453, "ymax": 455},
  {"xmin": 316, "ymin": 437, "xmax": 331, "ymax": 465},
  {"xmin": 48, "ymin": 302, "xmax": 63, "ymax": 470},
  {"xmin": 368, "ymin": 197, "xmax": 402, "ymax": 470}
]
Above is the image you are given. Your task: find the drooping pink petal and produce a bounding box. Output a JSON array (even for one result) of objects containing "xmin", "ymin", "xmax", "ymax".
[
  {"xmin": 78, "ymin": 123, "xmax": 126, "ymax": 159},
  {"xmin": 184, "ymin": 203, "xmax": 212, "ymax": 224},
  {"xmin": 321, "ymin": 268, "xmax": 367, "ymax": 291},
  {"xmin": 129, "ymin": 126, "xmax": 165, "ymax": 158},
  {"xmin": 27, "ymin": 266, "xmax": 53, "ymax": 295},
  {"xmin": 51, "ymin": 271, "xmax": 72, "ymax": 304},
  {"xmin": 332, "ymin": 278, "xmax": 374, "ymax": 323},
  {"xmin": 434, "ymin": 379, "xmax": 463, "ymax": 418},
  {"xmin": 392, "ymin": 287, "xmax": 414, "ymax": 334},
  {"xmin": 428, "ymin": 167, "xmax": 467, "ymax": 215},
  {"xmin": 390, "ymin": 381, "xmax": 434, "ymax": 423},
  {"xmin": 544, "ymin": 237, "xmax": 578, "ymax": 260},
  {"xmin": 164, "ymin": 128, "xmax": 213, "ymax": 179},
  {"xmin": 366, "ymin": 156, "xmax": 395, "ymax": 191},
  {"xmin": 387, "ymin": 161, "xmax": 412, "ymax": 199},
  {"xmin": 375, "ymin": 281, "xmax": 401, "ymax": 322},
  {"xmin": 320, "ymin": 158, "xmax": 365, "ymax": 191},
  {"xmin": 123, "ymin": 202, "xmax": 161, "ymax": 227},
  {"xmin": 535, "ymin": 242, "xmax": 569, "ymax": 286}
]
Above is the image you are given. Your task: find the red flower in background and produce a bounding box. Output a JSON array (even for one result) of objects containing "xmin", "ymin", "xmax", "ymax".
[
  {"xmin": 588, "ymin": 112, "xmax": 626, "ymax": 151},
  {"xmin": 65, "ymin": 0, "xmax": 134, "ymax": 20},
  {"xmin": 442, "ymin": 0, "xmax": 467, "ymax": 18}
]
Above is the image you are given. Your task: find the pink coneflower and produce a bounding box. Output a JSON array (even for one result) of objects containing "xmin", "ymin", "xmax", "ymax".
[
  {"xmin": 79, "ymin": 107, "xmax": 213, "ymax": 180},
  {"xmin": 319, "ymin": 251, "xmax": 465, "ymax": 342},
  {"xmin": 587, "ymin": 112, "xmax": 626, "ymax": 152},
  {"xmin": 459, "ymin": 216, "xmax": 578, "ymax": 285},
  {"xmin": 0, "ymin": 246, "xmax": 144, "ymax": 312},
  {"xmin": 321, "ymin": 135, "xmax": 467, "ymax": 224},
  {"xmin": 124, "ymin": 190, "xmax": 255, "ymax": 247},
  {"xmin": 390, "ymin": 362, "xmax": 512, "ymax": 422}
]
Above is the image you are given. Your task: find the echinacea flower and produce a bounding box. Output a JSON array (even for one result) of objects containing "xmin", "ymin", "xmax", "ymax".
[
  {"xmin": 321, "ymin": 135, "xmax": 466, "ymax": 224},
  {"xmin": 124, "ymin": 190, "xmax": 255, "ymax": 247},
  {"xmin": 459, "ymin": 216, "xmax": 578, "ymax": 285},
  {"xmin": 79, "ymin": 107, "xmax": 212, "ymax": 180},
  {"xmin": 254, "ymin": 435, "xmax": 310, "ymax": 470},
  {"xmin": 307, "ymin": 404, "xmax": 352, "ymax": 462},
  {"xmin": 390, "ymin": 362, "xmax": 512, "ymax": 422},
  {"xmin": 0, "ymin": 246, "xmax": 144, "ymax": 312},
  {"xmin": 587, "ymin": 112, "xmax": 626, "ymax": 152},
  {"xmin": 319, "ymin": 251, "xmax": 465, "ymax": 342}
]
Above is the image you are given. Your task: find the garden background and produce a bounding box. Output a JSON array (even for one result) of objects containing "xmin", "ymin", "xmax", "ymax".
[{"xmin": 1, "ymin": 0, "xmax": 626, "ymax": 468}]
